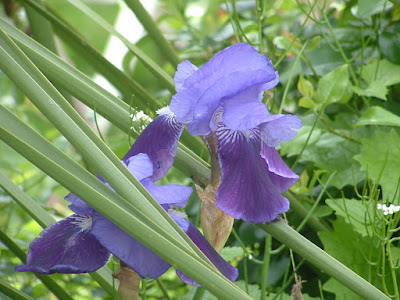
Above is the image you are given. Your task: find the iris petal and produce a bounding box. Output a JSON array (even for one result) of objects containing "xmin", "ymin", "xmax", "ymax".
[
  {"xmin": 123, "ymin": 113, "xmax": 184, "ymax": 181},
  {"xmin": 15, "ymin": 215, "xmax": 109, "ymax": 274},
  {"xmin": 171, "ymin": 215, "xmax": 238, "ymax": 286},
  {"xmin": 215, "ymin": 125, "xmax": 289, "ymax": 223},
  {"xmin": 174, "ymin": 60, "xmax": 198, "ymax": 92},
  {"xmin": 260, "ymin": 144, "xmax": 299, "ymax": 193},
  {"xmin": 89, "ymin": 212, "xmax": 171, "ymax": 279},
  {"xmin": 125, "ymin": 153, "xmax": 154, "ymax": 181},
  {"xmin": 259, "ymin": 115, "xmax": 302, "ymax": 147}
]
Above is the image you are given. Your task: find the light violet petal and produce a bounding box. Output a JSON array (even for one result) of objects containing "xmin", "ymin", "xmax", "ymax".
[
  {"xmin": 15, "ymin": 215, "xmax": 109, "ymax": 274},
  {"xmin": 65, "ymin": 193, "xmax": 93, "ymax": 215},
  {"xmin": 223, "ymin": 94, "xmax": 281, "ymax": 131},
  {"xmin": 90, "ymin": 212, "xmax": 171, "ymax": 278},
  {"xmin": 125, "ymin": 153, "xmax": 154, "ymax": 181},
  {"xmin": 260, "ymin": 144, "xmax": 299, "ymax": 193},
  {"xmin": 174, "ymin": 60, "xmax": 198, "ymax": 92},
  {"xmin": 171, "ymin": 215, "xmax": 238, "ymax": 286},
  {"xmin": 123, "ymin": 113, "xmax": 184, "ymax": 181},
  {"xmin": 187, "ymin": 69, "xmax": 278, "ymax": 136},
  {"xmin": 215, "ymin": 125, "xmax": 289, "ymax": 223},
  {"xmin": 259, "ymin": 115, "xmax": 302, "ymax": 147},
  {"xmin": 141, "ymin": 178, "xmax": 192, "ymax": 208},
  {"xmin": 170, "ymin": 43, "xmax": 278, "ymax": 128}
]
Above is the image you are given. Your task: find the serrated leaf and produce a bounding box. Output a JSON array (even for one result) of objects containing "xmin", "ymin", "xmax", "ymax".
[
  {"xmin": 354, "ymin": 130, "xmax": 400, "ymax": 201},
  {"xmin": 352, "ymin": 80, "xmax": 388, "ymax": 100},
  {"xmin": 361, "ymin": 59, "xmax": 400, "ymax": 86},
  {"xmin": 315, "ymin": 65, "xmax": 353, "ymax": 104},
  {"xmin": 356, "ymin": 106, "xmax": 400, "ymax": 127},
  {"xmin": 298, "ymin": 75, "xmax": 314, "ymax": 98}
]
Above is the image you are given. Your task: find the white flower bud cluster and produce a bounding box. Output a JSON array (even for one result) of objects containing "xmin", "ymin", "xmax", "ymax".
[
  {"xmin": 377, "ymin": 203, "xmax": 400, "ymax": 215},
  {"xmin": 130, "ymin": 110, "xmax": 153, "ymax": 132}
]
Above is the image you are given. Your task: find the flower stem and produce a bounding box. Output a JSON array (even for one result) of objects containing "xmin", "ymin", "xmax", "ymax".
[
  {"xmin": 258, "ymin": 220, "xmax": 390, "ymax": 300},
  {"xmin": 260, "ymin": 234, "xmax": 271, "ymax": 300}
]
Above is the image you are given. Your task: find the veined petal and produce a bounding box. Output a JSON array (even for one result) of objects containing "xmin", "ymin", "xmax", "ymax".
[
  {"xmin": 125, "ymin": 153, "xmax": 154, "ymax": 181},
  {"xmin": 170, "ymin": 43, "xmax": 278, "ymax": 130},
  {"xmin": 174, "ymin": 60, "xmax": 198, "ymax": 92},
  {"xmin": 90, "ymin": 212, "xmax": 171, "ymax": 279},
  {"xmin": 123, "ymin": 111, "xmax": 184, "ymax": 181},
  {"xmin": 259, "ymin": 115, "xmax": 302, "ymax": 147},
  {"xmin": 65, "ymin": 193, "xmax": 93, "ymax": 215},
  {"xmin": 141, "ymin": 178, "xmax": 192, "ymax": 208},
  {"xmin": 15, "ymin": 215, "xmax": 109, "ymax": 274},
  {"xmin": 215, "ymin": 125, "xmax": 290, "ymax": 223},
  {"xmin": 260, "ymin": 144, "xmax": 299, "ymax": 193},
  {"xmin": 170, "ymin": 215, "xmax": 238, "ymax": 286}
]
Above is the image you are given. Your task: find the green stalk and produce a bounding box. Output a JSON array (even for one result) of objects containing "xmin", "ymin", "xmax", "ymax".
[
  {"xmin": 0, "ymin": 279, "xmax": 35, "ymax": 300},
  {"xmin": 123, "ymin": 0, "xmax": 180, "ymax": 67},
  {"xmin": 258, "ymin": 220, "xmax": 390, "ymax": 300},
  {"xmin": 260, "ymin": 235, "xmax": 271, "ymax": 300}
]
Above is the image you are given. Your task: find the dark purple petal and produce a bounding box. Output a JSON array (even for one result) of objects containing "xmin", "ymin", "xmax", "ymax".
[
  {"xmin": 187, "ymin": 69, "xmax": 278, "ymax": 136},
  {"xmin": 65, "ymin": 193, "xmax": 93, "ymax": 215},
  {"xmin": 123, "ymin": 111, "xmax": 184, "ymax": 181},
  {"xmin": 260, "ymin": 144, "xmax": 299, "ymax": 193},
  {"xmin": 174, "ymin": 60, "xmax": 198, "ymax": 92},
  {"xmin": 15, "ymin": 215, "xmax": 109, "ymax": 274},
  {"xmin": 170, "ymin": 215, "xmax": 238, "ymax": 286},
  {"xmin": 170, "ymin": 43, "xmax": 278, "ymax": 132},
  {"xmin": 141, "ymin": 178, "xmax": 192, "ymax": 208},
  {"xmin": 222, "ymin": 91, "xmax": 281, "ymax": 131},
  {"xmin": 90, "ymin": 212, "xmax": 171, "ymax": 279},
  {"xmin": 215, "ymin": 125, "xmax": 290, "ymax": 223},
  {"xmin": 125, "ymin": 153, "xmax": 154, "ymax": 181},
  {"xmin": 259, "ymin": 115, "xmax": 302, "ymax": 147}
]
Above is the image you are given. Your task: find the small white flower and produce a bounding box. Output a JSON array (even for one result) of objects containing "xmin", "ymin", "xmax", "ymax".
[{"xmin": 376, "ymin": 203, "xmax": 400, "ymax": 215}]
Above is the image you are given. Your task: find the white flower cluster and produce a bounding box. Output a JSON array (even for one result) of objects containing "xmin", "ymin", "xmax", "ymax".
[
  {"xmin": 377, "ymin": 203, "xmax": 400, "ymax": 215},
  {"xmin": 130, "ymin": 110, "xmax": 153, "ymax": 131}
]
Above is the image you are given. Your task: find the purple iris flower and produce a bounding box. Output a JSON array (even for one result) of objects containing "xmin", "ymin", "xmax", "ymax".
[
  {"xmin": 16, "ymin": 112, "xmax": 238, "ymax": 285},
  {"xmin": 170, "ymin": 43, "xmax": 301, "ymax": 223}
]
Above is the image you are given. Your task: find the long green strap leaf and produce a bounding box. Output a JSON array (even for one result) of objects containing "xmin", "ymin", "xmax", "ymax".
[
  {"xmin": 258, "ymin": 221, "xmax": 390, "ymax": 300},
  {"xmin": 0, "ymin": 278, "xmax": 35, "ymax": 300},
  {"xmin": 0, "ymin": 229, "xmax": 74, "ymax": 300},
  {"xmin": 0, "ymin": 125, "xmax": 250, "ymax": 299}
]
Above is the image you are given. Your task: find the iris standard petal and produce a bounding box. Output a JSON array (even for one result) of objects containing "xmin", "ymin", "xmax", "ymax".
[
  {"xmin": 90, "ymin": 212, "xmax": 171, "ymax": 279},
  {"xmin": 170, "ymin": 43, "xmax": 278, "ymax": 128},
  {"xmin": 259, "ymin": 115, "xmax": 302, "ymax": 147},
  {"xmin": 170, "ymin": 215, "xmax": 238, "ymax": 286},
  {"xmin": 141, "ymin": 178, "xmax": 192, "ymax": 208},
  {"xmin": 174, "ymin": 60, "xmax": 198, "ymax": 92},
  {"xmin": 188, "ymin": 69, "xmax": 278, "ymax": 136},
  {"xmin": 122, "ymin": 111, "xmax": 184, "ymax": 181},
  {"xmin": 215, "ymin": 125, "xmax": 290, "ymax": 223},
  {"xmin": 15, "ymin": 215, "xmax": 109, "ymax": 274},
  {"xmin": 260, "ymin": 144, "xmax": 299, "ymax": 193},
  {"xmin": 125, "ymin": 153, "xmax": 154, "ymax": 181}
]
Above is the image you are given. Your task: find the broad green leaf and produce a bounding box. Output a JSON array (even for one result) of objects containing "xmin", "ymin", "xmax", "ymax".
[
  {"xmin": 297, "ymin": 75, "xmax": 314, "ymax": 98},
  {"xmin": 323, "ymin": 278, "xmax": 362, "ymax": 300},
  {"xmin": 354, "ymin": 130, "xmax": 400, "ymax": 201},
  {"xmin": 280, "ymin": 125, "xmax": 322, "ymax": 157},
  {"xmin": 299, "ymin": 97, "xmax": 318, "ymax": 108},
  {"xmin": 315, "ymin": 64, "xmax": 352, "ymax": 104},
  {"xmin": 352, "ymin": 80, "xmax": 388, "ymax": 100},
  {"xmin": 356, "ymin": 106, "xmax": 400, "ymax": 127},
  {"xmin": 352, "ymin": 0, "xmax": 392, "ymax": 19},
  {"xmin": 325, "ymin": 199, "xmax": 374, "ymax": 237},
  {"xmin": 361, "ymin": 59, "xmax": 400, "ymax": 86},
  {"xmin": 220, "ymin": 246, "xmax": 244, "ymax": 262},
  {"xmin": 300, "ymin": 133, "xmax": 364, "ymax": 189},
  {"xmin": 389, "ymin": 245, "xmax": 400, "ymax": 268},
  {"xmin": 379, "ymin": 31, "xmax": 400, "ymax": 65}
]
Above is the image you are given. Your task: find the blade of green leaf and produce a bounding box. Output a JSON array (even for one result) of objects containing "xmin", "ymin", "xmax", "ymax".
[
  {"xmin": 0, "ymin": 229, "xmax": 73, "ymax": 300},
  {"xmin": 0, "ymin": 278, "xmax": 35, "ymax": 300},
  {"xmin": 258, "ymin": 221, "xmax": 389, "ymax": 300},
  {"xmin": 0, "ymin": 125, "xmax": 250, "ymax": 299},
  {"xmin": 123, "ymin": 0, "xmax": 180, "ymax": 67},
  {"xmin": 355, "ymin": 106, "xmax": 400, "ymax": 127}
]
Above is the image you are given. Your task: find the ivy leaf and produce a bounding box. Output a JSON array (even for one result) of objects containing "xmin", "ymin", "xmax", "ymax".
[
  {"xmin": 356, "ymin": 106, "xmax": 400, "ymax": 127},
  {"xmin": 315, "ymin": 65, "xmax": 352, "ymax": 104},
  {"xmin": 354, "ymin": 130, "xmax": 400, "ymax": 201},
  {"xmin": 352, "ymin": 80, "xmax": 388, "ymax": 100}
]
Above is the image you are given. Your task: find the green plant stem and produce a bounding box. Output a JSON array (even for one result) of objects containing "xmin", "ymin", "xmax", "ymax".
[
  {"xmin": 232, "ymin": 228, "xmax": 249, "ymax": 294},
  {"xmin": 123, "ymin": 0, "xmax": 179, "ymax": 67},
  {"xmin": 0, "ymin": 279, "xmax": 35, "ymax": 300},
  {"xmin": 260, "ymin": 234, "xmax": 271, "ymax": 300},
  {"xmin": 193, "ymin": 287, "xmax": 206, "ymax": 300},
  {"xmin": 258, "ymin": 220, "xmax": 390, "ymax": 300}
]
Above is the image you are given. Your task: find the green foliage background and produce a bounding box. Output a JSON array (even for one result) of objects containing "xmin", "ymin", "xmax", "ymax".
[{"xmin": 1, "ymin": 0, "xmax": 400, "ymax": 299}]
